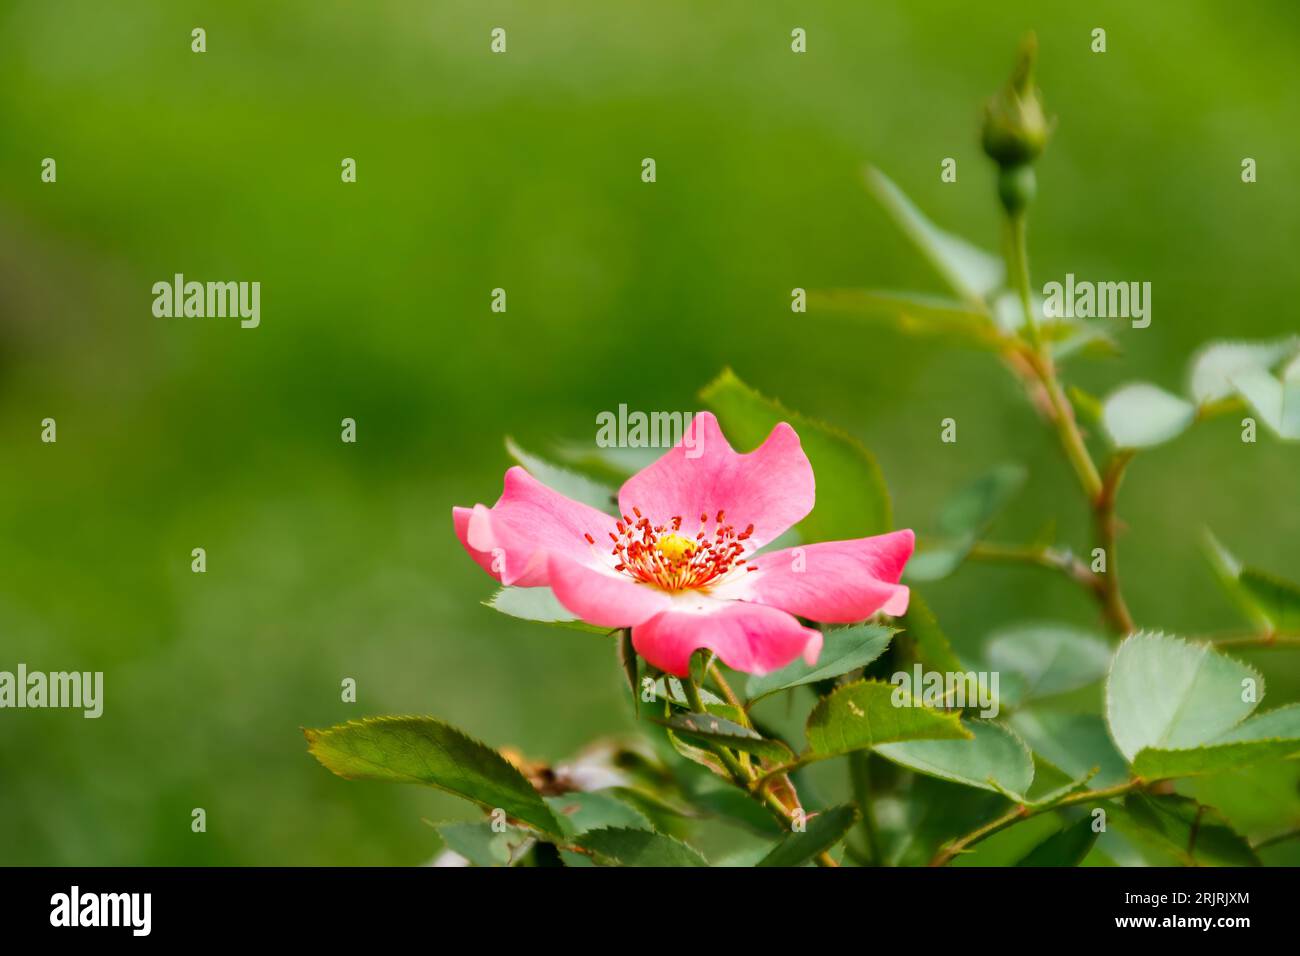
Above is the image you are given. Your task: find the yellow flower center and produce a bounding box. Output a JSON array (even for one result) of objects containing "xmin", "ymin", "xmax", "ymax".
[{"xmin": 655, "ymin": 533, "xmax": 696, "ymax": 563}]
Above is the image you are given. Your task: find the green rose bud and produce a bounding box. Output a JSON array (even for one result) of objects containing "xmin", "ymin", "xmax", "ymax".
[{"xmin": 981, "ymin": 33, "xmax": 1051, "ymax": 169}]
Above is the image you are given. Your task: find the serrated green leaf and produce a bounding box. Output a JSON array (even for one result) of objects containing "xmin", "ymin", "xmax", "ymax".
[
  {"xmin": 544, "ymin": 790, "xmax": 653, "ymax": 837},
  {"xmin": 688, "ymin": 786, "xmax": 787, "ymax": 836},
  {"xmin": 1008, "ymin": 709, "xmax": 1130, "ymax": 789},
  {"xmin": 804, "ymin": 680, "xmax": 970, "ymax": 760},
  {"xmin": 756, "ymin": 804, "xmax": 858, "ymax": 867},
  {"xmin": 505, "ymin": 437, "xmax": 617, "ymax": 512},
  {"xmin": 745, "ymin": 624, "xmax": 895, "ymax": 702},
  {"xmin": 1132, "ymin": 703, "xmax": 1300, "ymax": 779},
  {"xmin": 653, "ymin": 712, "xmax": 794, "ymax": 763},
  {"xmin": 435, "ymin": 821, "xmax": 520, "ymax": 866},
  {"xmin": 305, "ymin": 716, "xmax": 563, "ymax": 836},
  {"xmin": 1014, "ymin": 817, "xmax": 1099, "ymax": 867},
  {"xmin": 485, "ymin": 586, "xmax": 610, "ymax": 633},
  {"xmin": 984, "ymin": 624, "xmax": 1111, "ymax": 706},
  {"xmin": 875, "ymin": 720, "xmax": 1035, "ymax": 797},
  {"xmin": 864, "ymin": 166, "xmax": 1004, "ymax": 303},
  {"xmin": 1106, "ymin": 632, "xmax": 1263, "ymax": 762},
  {"xmin": 700, "ymin": 368, "xmax": 891, "ymax": 540},
  {"xmin": 575, "ymin": 827, "xmax": 708, "ymax": 867},
  {"xmin": 1101, "ymin": 383, "xmax": 1196, "ymax": 449}
]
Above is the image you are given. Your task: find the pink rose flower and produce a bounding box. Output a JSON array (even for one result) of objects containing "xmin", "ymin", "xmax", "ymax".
[{"xmin": 454, "ymin": 412, "xmax": 914, "ymax": 677}]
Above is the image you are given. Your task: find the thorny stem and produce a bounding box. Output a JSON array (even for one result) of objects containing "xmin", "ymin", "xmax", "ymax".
[
  {"xmin": 1005, "ymin": 204, "xmax": 1134, "ymax": 636},
  {"xmin": 707, "ymin": 662, "xmax": 747, "ymax": 716},
  {"xmin": 1204, "ymin": 631, "xmax": 1300, "ymax": 649},
  {"xmin": 680, "ymin": 672, "xmax": 838, "ymax": 867},
  {"xmin": 967, "ymin": 541, "xmax": 1100, "ymax": 593},
  {"xmin": 1094, "ymin": 451, "xmax": 1137, "ymax": 634},
  {"xmin": 923, "ymin": 203, "xmax": 1148, "ymax": 867},
  {"xmin": 930, "ymin": 780, "xmax": 1138, "ymax": 867}
]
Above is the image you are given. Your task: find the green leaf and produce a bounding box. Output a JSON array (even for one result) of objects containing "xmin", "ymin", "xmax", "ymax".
[
  {"xmin": 1187, "ymin": 336, "xmax": 1299, "ymax": 405},
  {"xmin": 907, "ymin": 465, "xmax": 1026, "ymax": 582},
  {"xmin": 756, "ymin": 804, "xmax": 859, "ymax": 867},
  {"xmin": 618, "ymin": 629, "xmax": 639, "ymax": 717},
  {"xmin": 1229, "ymin": 352, "xmax": 1300, "ymax": 439},
  {"xmin": 544, "ymin": 791, "xmax": 653, "ymax": 837},
  {"xmin": 1132, "ymin": 704, "xmax": 1300, "ymax": 779},
  {"xmin": 575, "ymin": 827, "xmax": 708, "ymax": 867},
  {"xmin": 653, "ymin": 712, "xmax": 795, "ymax": 763},
  {"xmin": 1014, "ymin": 817, "xmax": 1099, "ymax": 867},
  {"xmin": 745, "ymin": 624, "xmax": 895, "ymax": 702},
  {"xmin": 1238, "ymin": 568, "xmax": 1300, "ymax": 631},
  {"xmin": 804, "ymin": 680, "xmax": 970, "ymax": 759},
  {"xmin": 879, "ymin": 775, "xmax": 1009, "ymax": 866},
  {"xmin": 1105, "ymin": 632, "xmax": 1263, "ymax": 762},
  {"xmin": 949, "ymin": 813, "xmax": 1063, "ymax": 867},
  {"xmin": 505, "ymin": 437, "xmax": 617, "ymax": 512},
  {"xmin": 808, "ymin": 288, "xmax": 1001, "ymax": 348},
  {"xmin": 700, "ymin": 368, "xmax": 891, "ymax": 540},
  {"xmin": 1101, "ymin": 383, "xmax": 1196, "ymax": 449},
  {"xmin": 1068, "ymin": 384, "xmax": 1104, "ymax": 426},
  {"xmin": 485, "ymin": 586, "xmax": 610, "ymax": 633},
  {"xmin": 983, "ymin": 624, "xmax": 1111, "ymax": 706},
  {"xmin": 900, "ymin": 593, "xmax": 965, "ymax": 673},
  {"xmin": 304, "ymin": 716, "xmax": 563, "ymax": 836},
  {"xmin": 936, "ymin": 464, "xmax": 1027, "ymax": 539},
  {"xmin": 864, "ymin": 166, "xmax": 1004, "ymax": 304},
  {"xmin": 1201, "ymin": 530, "xmax": 1272, "ymax": 631},
  {"xmin": 434, "ymin": 821, "xmax": 520, "ymax": 866},
  {"xmin": 1110, "ymin": 793, "xmax": 1259, "ymax": 867},
  {"xmin": 875, "ymin": 720, "xmax": 1035, "ymax": 797},
  {"xmin": 1008, "ymin": 710, "xmax": 1130, "ymax": 789}
]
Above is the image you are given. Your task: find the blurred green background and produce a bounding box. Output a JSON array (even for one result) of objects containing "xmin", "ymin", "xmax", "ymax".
[{"xmin": 2, "ymin": 0, "xmax": 1297, "ymax": 864}]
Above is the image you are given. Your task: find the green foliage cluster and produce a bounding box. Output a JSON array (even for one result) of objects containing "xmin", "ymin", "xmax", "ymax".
[{"xmin": 305, "ymin": 38, "xmax": 1300, "ymax": 868}]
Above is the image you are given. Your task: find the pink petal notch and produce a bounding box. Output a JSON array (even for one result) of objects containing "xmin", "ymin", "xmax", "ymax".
[{"xmin": 617, "ymin": 411, "xmax": 815, "ymax": 550}]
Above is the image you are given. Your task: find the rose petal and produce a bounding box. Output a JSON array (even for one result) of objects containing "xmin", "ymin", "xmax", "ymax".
[
  {"xmin": 547, "ymin": 554, "xmax": 674, "ymax": 628},
  {"xmin": 718, "ymin": 529, "xmax": 914, "ymax": 622},
  {"xmin": 631, "ymin": 597, "xmax": 823, "ymax": 677},
  {"xmin": 617, "ymin": 411, "xmax": 814, "ymax": 550},
  {"xmin": 453, "ymin": 466, "xmax": 617, "ymax": 587}
]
